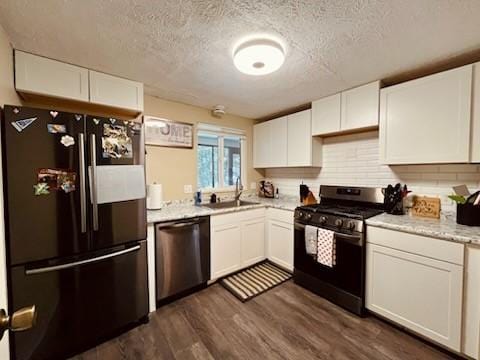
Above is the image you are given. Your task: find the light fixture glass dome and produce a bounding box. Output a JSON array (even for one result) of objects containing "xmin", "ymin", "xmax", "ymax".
[{"xmin": 233, "ymin": 39, "xmax": 285, "ymax": 76}]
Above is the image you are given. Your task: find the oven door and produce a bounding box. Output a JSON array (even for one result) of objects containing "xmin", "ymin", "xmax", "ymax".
[{"xmin": 293, "ymin": 222, "xmax": 365, "ymax": 299}]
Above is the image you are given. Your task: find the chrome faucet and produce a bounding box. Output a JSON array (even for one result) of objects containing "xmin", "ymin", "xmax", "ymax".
[{"xmin": 235, "ymin": 176, "xmax": 243, "ymax": 204}]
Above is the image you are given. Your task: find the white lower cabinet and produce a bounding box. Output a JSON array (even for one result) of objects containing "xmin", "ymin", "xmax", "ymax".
[
  {"xmin": 463, "ymin": 245, "xmax": 480, "ymax": 359},
  {"xmin": 210, "ymin": 209, "xmax": 265, "ymax": 279},
  {"xmin": 241, "ymin": 218, "xmax": 266, "ymax": 268},
  {"xmin": 366, "ymin": 226, "xmax": 464, "ymax": 352},
  {"xmin": 266, "ymin": 208, "xmax": 294, "ymax": 271},
  {"xmin": 211, "ymin": 222, "xmax": 243, "ymax": 279}
]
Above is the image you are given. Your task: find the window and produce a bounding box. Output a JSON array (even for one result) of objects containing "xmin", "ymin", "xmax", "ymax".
[{"xmin": 197, "ymin": 124, "xmax": 246, "ymax": 191}]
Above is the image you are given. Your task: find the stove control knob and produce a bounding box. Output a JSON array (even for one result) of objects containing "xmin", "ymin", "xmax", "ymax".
[
  {"xmin": 347, "ymin": 221, "xmax": 356, "ymax": 231},
  {"xmin": 305, "ymin": 213, "xmax": 312, "ymax": 220},
  {"xmin": 334, "ymin": 219, "xmax": 343, "ymax": 228},
  {"xmin": 297, "ymin": 212, "xmax": 304, "ymax": 219},
  {"xmin": 319, "ymin": 216, "xmax": 327, "ymax": 224}
]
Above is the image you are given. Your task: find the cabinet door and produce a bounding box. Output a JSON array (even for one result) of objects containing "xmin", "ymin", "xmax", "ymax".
[
  {"xmin": 253, "ymin": 121, "xmax": 270, "ymax": 168},
  {"xmin": 379, "ymin": 65, "xmax": 472, "ymax": 164},
  {"xmin": 287, "ymin": 110, "xmax": 312, "ymax": 166},
  {"xmin": 471, "ymin": 62, "xmax": 480, "ymax": 163},
  {"xmin": 241, "ymin": 218, "xmax": 265, "ymax": 267},
  {"xmin": 211, "ymin": 223, "xmax": 242, "ymax": 279},
  {"xmin": 341, "ymin": 81, "xmax": 379, "ymax": 131},
  {"xmin": 15, "ymin": 50, "xmax": 89, "ymax": 102},
  {"xmin": 311, "ymin": 93, "xmax": 341, "ymax": 135},
  {"xmin": 463, "ymin": 246, "xmax": 480, "ymax": 359},
  {"xmin": 366, "ymin": 243, "xmax": 463, "ymax": 351},
  {"xmin": 267, "ymin": 219, "xmax": 294, "ymax": 271},
  {"xmin": 89, "ymin": 70, "xmax": 144, "ymax": 112},
  {"xmin": 269, "ymin": 116, "xmax": 288, "ymax": 167}
]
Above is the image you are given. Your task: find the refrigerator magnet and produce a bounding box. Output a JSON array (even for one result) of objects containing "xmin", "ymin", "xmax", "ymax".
[
  {"xmin": 60, "ymin": 135, "xmax": 75, "ymax": 147},
  {"xmin": 102, "ymin": 124, "xmax": 133, "ymax": 159},
  {"xmin": 37, "ymin": 168, "xmax": 76, "ymax": 193},
  {"xmin": 47, "ymin": 124, "xmax": 67, "ymax": 134},
  {"xmin": 93, "ymin": 118, "xmax": 100, "ymax": 125},
  {"xmin": 75, "ymin": 114, "xmax": 82, "ymax": 121},
  {"xmin": 33, "ymin": 182, "xmax": 50, "ymax": 196},
  {"xmin": 50, "ymin": 111, "xmax": 59, "ymax": 118},
  {"xmin": 11, "ymin": 117, "xmax": 37, "ymax": 132}
]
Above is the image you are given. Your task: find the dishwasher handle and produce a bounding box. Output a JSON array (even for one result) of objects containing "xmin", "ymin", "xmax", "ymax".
[{"xmin": 157, "ymin": 218, "xmax": 204, "ymax": 230}]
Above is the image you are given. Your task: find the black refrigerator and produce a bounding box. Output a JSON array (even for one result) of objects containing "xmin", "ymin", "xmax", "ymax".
[{"xmin": 1, "ymin": 105, "xmax": 149, "ymax": 360}]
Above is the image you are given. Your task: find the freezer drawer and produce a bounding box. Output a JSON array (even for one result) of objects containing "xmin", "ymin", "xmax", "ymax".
[
  {"xmin": 9, "ymin": 241, "xmax": 148, "ymax": 360},
  {"xmin": 156, "ymin": 217, "xmax": 210, "ymax": 302}
]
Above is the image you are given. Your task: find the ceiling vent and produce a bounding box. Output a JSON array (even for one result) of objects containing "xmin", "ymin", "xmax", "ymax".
[{"xmin": 212, "ymin": 105, "xmax": 226, "ymax": 118}]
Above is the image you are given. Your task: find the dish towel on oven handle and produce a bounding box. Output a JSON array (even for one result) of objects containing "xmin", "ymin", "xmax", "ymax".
[
  {"xmin": 317, "ymin": 228, "xmax": 336, "ymax": 267},
  {"xmin": 305, "ymin": 225, "xmax": 318, "ymax": 256}
]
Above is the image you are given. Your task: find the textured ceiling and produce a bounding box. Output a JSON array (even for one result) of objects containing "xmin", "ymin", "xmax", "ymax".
[{"xmin": 1, "ymin": 1, "xmax": 480, "ymax": 119}]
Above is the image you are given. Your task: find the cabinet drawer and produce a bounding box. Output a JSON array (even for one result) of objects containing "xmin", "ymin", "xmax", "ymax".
[
  {"xmin": 267, "ymin": 208, "xmax": 294, "ymax": 224},
  {"xmin": 211, "ymin": 208, "xmax": 265, "ymax": 227},
  {"xmin": 366, "ymin": 226, "xmax": 464, "ymax": 265}
]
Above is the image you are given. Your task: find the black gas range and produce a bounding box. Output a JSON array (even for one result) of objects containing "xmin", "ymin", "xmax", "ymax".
[{"xmin": 293, "ymin": 185, "xmax": 384, "ymax": 316}]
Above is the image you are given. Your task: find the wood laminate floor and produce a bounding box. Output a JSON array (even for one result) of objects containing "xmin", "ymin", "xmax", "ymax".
[{"xmin": 72, "ymin": 281, "xmax": 454, "ymax": 360}]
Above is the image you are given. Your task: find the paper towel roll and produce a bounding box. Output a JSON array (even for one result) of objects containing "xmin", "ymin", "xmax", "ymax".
[{"xmin": 147, "ymin": 183, "xmax": 163, "ymax": 210}]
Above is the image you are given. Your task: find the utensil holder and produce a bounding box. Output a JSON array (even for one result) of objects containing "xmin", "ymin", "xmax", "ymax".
[{"xmin": 456, "ymin": 203, "xmax": 480, "ymax": 226}]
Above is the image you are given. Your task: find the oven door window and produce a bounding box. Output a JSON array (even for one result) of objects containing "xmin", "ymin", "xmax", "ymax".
[{"xmin": 294, "ymin": 225, "xmax": 364, "ymax": 297}]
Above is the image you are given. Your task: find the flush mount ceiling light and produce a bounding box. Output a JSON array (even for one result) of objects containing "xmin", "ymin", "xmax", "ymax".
[{"xmin": 233, "ymin": 38, "xmax": 285, "ymax": 76}]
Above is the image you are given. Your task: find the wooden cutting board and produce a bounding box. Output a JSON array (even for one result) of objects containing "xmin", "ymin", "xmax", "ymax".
[{"xmin": 411, "ymin": 196, "xmax": 441, "ymax": 219}]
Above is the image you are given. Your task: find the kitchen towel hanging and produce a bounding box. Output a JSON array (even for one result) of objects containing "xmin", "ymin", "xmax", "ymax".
[
  {"xmin": 305, "ymin": 225, "xmax": 318, "ymax": 256},
  {"xmin": 317, "ymin": 228, "xmax": 336, "ymax": 267}
]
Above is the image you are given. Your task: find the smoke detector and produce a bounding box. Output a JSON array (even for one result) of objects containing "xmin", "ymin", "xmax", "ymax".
[{"xmin": 212, "ymin": 105, "xmax": 226, "ymax": 118}]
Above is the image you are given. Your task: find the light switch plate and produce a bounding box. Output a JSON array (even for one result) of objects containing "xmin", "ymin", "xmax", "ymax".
[{"xmin": 184, "ymin": 185, "xmax": 193, "ymax": 194}]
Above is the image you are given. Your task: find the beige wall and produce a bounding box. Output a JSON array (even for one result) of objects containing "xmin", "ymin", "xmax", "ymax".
[
  {"xmin": 144, "ymin": 95, "xmax": 264, "ymax": 200},
  {"xmin": 0, "ymin": 24, "xmax": 21, "ymax": 106}
]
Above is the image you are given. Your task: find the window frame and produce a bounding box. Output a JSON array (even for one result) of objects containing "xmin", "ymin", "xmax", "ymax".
[{"xmin": 196, "ymin": 124, "xmax": 247, "ymax": 192}]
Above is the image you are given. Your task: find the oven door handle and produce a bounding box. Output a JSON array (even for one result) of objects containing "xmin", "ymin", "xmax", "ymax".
[{"xmin": 294, "ymin": 223, "xmax": 363, "ymax": 246}]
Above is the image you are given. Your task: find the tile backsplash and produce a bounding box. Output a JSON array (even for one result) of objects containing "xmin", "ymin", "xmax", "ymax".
[{"xmin": 265, "ymin": 131, "xmax": 480, "ymax": 212}]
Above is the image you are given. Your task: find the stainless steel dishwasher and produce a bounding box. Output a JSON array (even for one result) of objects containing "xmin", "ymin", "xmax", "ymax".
[{"xmin": 155, "ymin": 216, "xmax": 210, "ymax": 305}]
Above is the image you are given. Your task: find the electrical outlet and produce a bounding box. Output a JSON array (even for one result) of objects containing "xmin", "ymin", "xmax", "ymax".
[
  {"xmin": 184, "ymin": 185, "xmax": 193, "ymax": 194},
  {"xmin": 250, "ymin": 182, "xmax": 257, "ymax": 190}
]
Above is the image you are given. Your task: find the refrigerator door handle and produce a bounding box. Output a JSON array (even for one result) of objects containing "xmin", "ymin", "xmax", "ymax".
[
  {"xmin": 90, "ymin": 133, "xmax": 99, "ymax": 231},
  {"xmin": 25, "ymin": 245, "xmax": 141, "ymax": 275},
  {"xmin": 79, "ymin": 133, "xmax": 87, "ymax": 233}
]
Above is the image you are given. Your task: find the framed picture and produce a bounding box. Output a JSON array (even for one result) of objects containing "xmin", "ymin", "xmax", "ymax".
[{"xmin": 144, "ymin": 116, "xmax": 194, "ymax": 148}]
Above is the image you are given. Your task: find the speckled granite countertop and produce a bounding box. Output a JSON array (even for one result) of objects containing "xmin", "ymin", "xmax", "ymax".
[
  {"xmin": 366, "ymin": 212, "xmax": 480, "ymax": 244},
  {"xmin": 147, "ymin": 196, "xmax": 302, "ymax": 224}
]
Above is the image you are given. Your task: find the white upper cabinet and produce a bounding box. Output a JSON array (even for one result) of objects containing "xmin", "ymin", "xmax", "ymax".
[
  {"xmin": 312, "ymin": 81, "xmax": 379, "ymax": 136},
  {"xmin": 253, "ymin": 121, "xmax": 271, "ymax": 168},
  {"xmin": 253, "ymin": 110, "xmax": 321, "ymax": 168},
  {"xmin": 14, "ymin": 50, "xmax": 144, "ymax": 113},
  {"xmin": 380, "ymin": 65, "xmax": 472, "ymax": 164},
  {"xmin": 341, "ymin": 81, "xmax": 380, "ymax": 131},
  {"xmin": 89, "ymin": 70, "xmax": 144, "ymax": 112},
  {"xmin": 269, "ymin": 116, "xmax": 288, "ymax": 167},
  {"xmin": 15, "ymin": 50, "xmax": 89, "ymax": 102},
  {"xmin": 471, "ymin": 62, "xmax": 480, "ymax": 163},
  {"xmin": 312, "ymin": 93, "xmax": 341, "ymax": 135},
  {"xmin": 287, "ymin": 110, "xmax": 322, "ymax": 167}
]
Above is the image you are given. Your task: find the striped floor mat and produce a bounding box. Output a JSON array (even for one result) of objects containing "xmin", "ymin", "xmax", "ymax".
[{"xmin": 220, "ymin": 262, "xmax": 292, "ymax": 302}]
